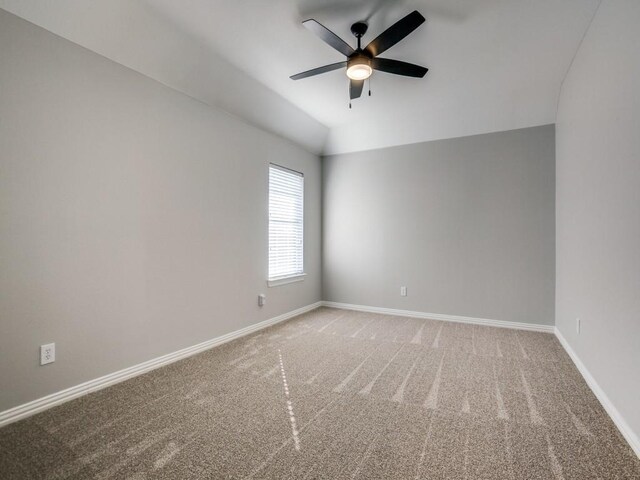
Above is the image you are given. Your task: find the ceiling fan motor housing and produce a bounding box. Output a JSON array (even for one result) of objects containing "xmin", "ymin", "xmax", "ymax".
[{"xmin": 347, "ymin": 54, "xmax": 371, "ymax": 68}]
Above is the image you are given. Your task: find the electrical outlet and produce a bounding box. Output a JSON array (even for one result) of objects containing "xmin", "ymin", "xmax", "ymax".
[
  {"xmin": 576, "ymin": 318, "xmax": 581, "ymax": 335},
  {"xmin": 40, "ymin": 343, "xmax": 55, "ymax": 365},
  {"xmin": 400, "ymin": 286, "xmax": 407, "ymax": 297},
  {"xmin": 258, "ymin": 294, "xmax": 266, "ymax": 307}
]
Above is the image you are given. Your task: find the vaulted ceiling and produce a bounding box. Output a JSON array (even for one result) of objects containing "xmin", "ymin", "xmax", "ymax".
[{"xmin": 1, "ymin": 0, "xmax": 600, "ymax": 155}]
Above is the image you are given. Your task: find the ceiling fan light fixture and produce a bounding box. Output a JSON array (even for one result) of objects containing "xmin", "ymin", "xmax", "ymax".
[{"xmin": 346, "ymin": 56, "xmax": 372, "ymax": 80}]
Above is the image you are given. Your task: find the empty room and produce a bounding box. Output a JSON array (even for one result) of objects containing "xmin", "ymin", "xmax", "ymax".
[{"xmin": 1, "ymin": 0, "xmax": 639, "ymax": 478}]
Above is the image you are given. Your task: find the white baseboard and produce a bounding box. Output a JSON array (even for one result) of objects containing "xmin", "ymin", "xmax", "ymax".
[
  {"xmin": 555, "ymin": 328, "xmax": 640, "ymax": 458},
  {"xmin": 321, "ymin": 301, "xmax": 555, "ymax": 333},
  {"xmin": 0, "ymin": 301, "xmax": 322, "ymax": 428}
]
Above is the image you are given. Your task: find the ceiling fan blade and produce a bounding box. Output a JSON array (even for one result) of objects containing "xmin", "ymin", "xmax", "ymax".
[
  {"xmin": 350, "ymin": 79, "xmax": 364, "ymax": 100},
  {"xmin": 303, "ymin": 19, "xmax": 355, "ymax": 57},
  {"xmin": 365, "ymin": 10, "xmax": 425, "ymax": 57},
  {"xmin": 297, "ymin": 0, "xmax": 389, "ymax": 23},
  {"xmin": 290, "ymin": 61, "xmax": 347, "ymax": 80},
  {"xmin": 371, "ymin": 58, "xmax": 428, "ymax": 78}
]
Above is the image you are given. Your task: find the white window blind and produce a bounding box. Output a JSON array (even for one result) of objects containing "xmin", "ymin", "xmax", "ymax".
[{"xmin": 269, "ymin": 164, "xmax": 304, "ymax": 280}]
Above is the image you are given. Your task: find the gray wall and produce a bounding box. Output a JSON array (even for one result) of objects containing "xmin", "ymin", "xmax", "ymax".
[
  {"xmin": 323, "ymin": 125, "xmax": 555, "ymax": 325},
  {"xmin": 556, "ymin": 0, "xmax": 640, "ymax": 442},
  {"xmin": 0, "ymin": 10, "xmax": 321, "ymax": 412}
]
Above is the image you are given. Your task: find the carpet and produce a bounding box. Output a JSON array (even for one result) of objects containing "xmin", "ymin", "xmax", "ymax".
[{"xmin": 1, "ymin": 307, "xmax": 638, "ymax": 479}]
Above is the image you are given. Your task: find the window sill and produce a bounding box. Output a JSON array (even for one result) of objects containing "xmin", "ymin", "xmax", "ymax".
[{"xmin": 267, "ymin": 273, "xmax": 307, "ymax": 288}]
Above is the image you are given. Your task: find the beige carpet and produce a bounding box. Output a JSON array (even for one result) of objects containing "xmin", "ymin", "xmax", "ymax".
[{"xmin": 1, "ymin": 307, "xmax": 639, "ymax": 479}]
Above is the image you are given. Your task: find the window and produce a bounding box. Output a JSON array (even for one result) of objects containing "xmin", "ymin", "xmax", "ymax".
[{"xmin": 268, "ymin": 164, "xmax": 305, "ymax": 286}]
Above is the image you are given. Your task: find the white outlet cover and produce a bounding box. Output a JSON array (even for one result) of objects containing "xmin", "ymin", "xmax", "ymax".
[{"xmin": 40, "ymin": 343, "xmax": 55, "ymax": 365}]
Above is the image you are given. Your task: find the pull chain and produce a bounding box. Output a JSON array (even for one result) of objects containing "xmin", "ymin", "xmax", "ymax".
[{"xmin": 368, "ymin": 76, "xmax": 372, "ymax": 96}]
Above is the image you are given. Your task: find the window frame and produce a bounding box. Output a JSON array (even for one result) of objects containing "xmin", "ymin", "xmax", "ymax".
[{"xmin": 267, "ymin": 163, "xmax": 305, "ymax": 287}]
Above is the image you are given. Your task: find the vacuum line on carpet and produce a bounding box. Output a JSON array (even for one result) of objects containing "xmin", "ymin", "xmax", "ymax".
[
  {"xmin": 359, "ymin": 345, "xmax": 405, "ymax": 395},
  {"xmin": 410, "ymin": 321, "xmax": 426, "ymax": 344},
  {"xmin": 392, "ymin": 356, "xmax": 419, "ymax": 403},
  {"xmin": 515, "ymin": 331, "xmax": 529, "ymax": 359},
  {"xmin": 432, "ymin": 323, "xmax": 443, "ymax": 348},
  {"xmin": 424, "ymin": 353, "xmax": 445, "ymax": 409},
  {"xmin": 334, "ymin": 352, "xmax": 375, "ymax": 393},
  {"xmin": 546, "ymin": 434, "xmax": 566, "ymax": 480},
  {"xmin": 278, "ymin": 349, "xmax": 301, "ymax": 451},
  {"xmin": 520, "ymin": 369, "xmax": 544, "ymax": 425},
  {"xmin": 318, "ymin": 313, "xmax": 345, "ymax": 333},
  {"xmin": 350, "ymin": 318, "xmax": 375, "ymax": 338},
  {"xmin": 493, "ymin": 364, "xmax": 509, "ymax": 420},
  {"xmin": 246, "ymin": 397, "xmax": 343, "ymax": 479}
]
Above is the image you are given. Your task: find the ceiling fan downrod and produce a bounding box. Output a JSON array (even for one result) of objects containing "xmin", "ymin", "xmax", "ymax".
[{"xmin": 350, "ymin": 21, "xmax": 368, "ymax": 50}]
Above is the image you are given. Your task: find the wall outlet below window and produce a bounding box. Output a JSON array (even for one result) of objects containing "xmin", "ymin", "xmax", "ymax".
[
  {"xmin": 40, "ymin": 343, "xmax": 55, "ymax": 365},
  {"xmin": 400, "ymin": 286, "xmax": 407, "ymax": 297},
  {"xmin": 258, "ymin": 294, "xmax": 266, "ymax": 307}
]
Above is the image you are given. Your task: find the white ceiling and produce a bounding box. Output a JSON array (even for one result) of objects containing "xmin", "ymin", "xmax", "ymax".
[{"xmin": 1, "ymin": 0, "xmax": 600, "ymax": 155}]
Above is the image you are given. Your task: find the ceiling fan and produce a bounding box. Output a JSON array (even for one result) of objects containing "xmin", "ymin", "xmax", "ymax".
[{"xmin": 290, "ymin": 10, "xmax": 428, "ymax": 106}]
